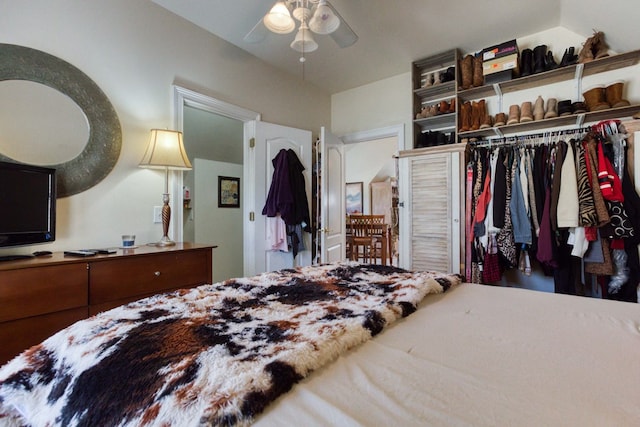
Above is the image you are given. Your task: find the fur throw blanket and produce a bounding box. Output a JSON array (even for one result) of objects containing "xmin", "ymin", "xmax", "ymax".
[{"xmin": 0, "ymin": 263, "xmax": 461, "ymax": 426}]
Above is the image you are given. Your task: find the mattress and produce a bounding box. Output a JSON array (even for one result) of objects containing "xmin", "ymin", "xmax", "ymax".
[{"xmin": 256, "ymin": 283, "xmax": 640, "ymax": 426}]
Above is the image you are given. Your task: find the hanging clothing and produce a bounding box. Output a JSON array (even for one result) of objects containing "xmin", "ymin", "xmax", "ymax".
[
  {"xmin": 466, "ymin": 125, "xmax": 637, "ymax": 296},
  {"xmin": 266, "ymin": 215, "xmax": 288, "ymax": 252},
  {"xmin": 556, "ymin": 141, "xmax": 579, "ymax": 228},
  {"xmin": 262, "ymin": 149, "xmax": 312, "ymax": 258},
  {"xmin": 262, "ymin": 148, "xmax": 311, "ymax": 231}
]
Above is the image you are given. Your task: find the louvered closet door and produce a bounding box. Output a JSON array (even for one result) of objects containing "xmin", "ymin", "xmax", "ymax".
[{"xmin": 408, "ymin": 151, "xmax": 461, "ymax": 273}]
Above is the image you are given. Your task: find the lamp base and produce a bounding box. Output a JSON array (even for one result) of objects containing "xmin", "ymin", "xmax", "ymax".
[{"xmin": 155, "ymin": 235, "xmax": 176, "ymax": 247}]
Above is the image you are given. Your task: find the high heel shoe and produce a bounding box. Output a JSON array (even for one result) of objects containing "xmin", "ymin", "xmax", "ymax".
[{"xmin": 559, "ymin": 46, "xmax": 578, "ymax": 67}]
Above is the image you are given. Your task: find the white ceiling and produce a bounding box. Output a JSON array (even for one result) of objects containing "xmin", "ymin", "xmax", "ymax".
[{"xmin": 151, "ymin": 0, "xmax": 640, "ymax": 94}]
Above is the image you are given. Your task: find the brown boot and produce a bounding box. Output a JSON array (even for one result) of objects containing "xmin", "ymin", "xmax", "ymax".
[
  {"xmin": 544, "ymin": 98, "xmax": 558, "ymax": 119},
  {"xmin": 592, "ymin": 31, "xmax": 609, "ymax": 59},
  {"xmin": 472, "ymin": 55, "xmax": 484, "ymax": 87},
  {"xmin": 459, "ymin": 101, "xmax": 472, "ymax": 132},
  {"xmin": 494, "ymin": 112, "xmax": 507, "ymax": 126},
  {"xmin": 605, "ymin": 81, "xmax": 630, "ymax": 108},
  {"xmin": 520, "ymin": 101, "xmax": 533, "ymax": 122},
  {"xmin": 583, "ymin": 85, "xmax": 610, "ymax": 111},
  {"xmin": 438, "ymin": 100, "xmax": 449, "ymax": 115},
  {"xmin": 471, "ymin": 101, "xmax": 481, "ymax": 130},
  {"xmin": 578, "ymin": 31, "xmax": 609, "ymax": 63},
  {"xmin": 478, "ymin": 99, "xmax": 491, "ymax": 128},
  {"xmin": 460, "ymin": 55, "xmax": 473, "ymax": 90},
  {"xmin": 480, "ymin": 114, "xmax": 492, "ymax": 129},
  {"xmin": 448, "ymin": 98, "xmax": 456, "ymax": 113},
  {"xmin": 578, "ymin": 34, "xmax": 595, "ymax": 63},
  {"xmin": 533, "ymin": 96, "xmax": 545, "ymax": 120},
  {"xmin": 506, "ymin": 104, "xmax": 520, "ymax": 125}
]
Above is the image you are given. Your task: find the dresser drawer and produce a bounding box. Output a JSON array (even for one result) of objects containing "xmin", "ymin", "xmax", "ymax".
[
  {"xmin": 0, "ymin": 307, "xmax": 88, "ymax": 365},
  {"xmin": 89, "ymin": 249, "xmax": 211, "ymax": 305},
  {"xmin": 0, "ymin": 264, "xmax": 88, "ymax": 323}
]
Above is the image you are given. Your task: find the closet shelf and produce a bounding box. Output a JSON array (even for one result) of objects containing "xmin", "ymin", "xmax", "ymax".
[
  {"xmin": 457, "ymin": 49, "xmax": 640, "ymax": 102},
  {"xmin": 458, "ymin": 104, "xmax": 640, "ymax": 138},
  {"xmin": 414, "ymin": 113, "xmax": 456, "ymax": 131},
  {"xmin": 414, "ymin": 81, "xmax": 456, "ymax": 102}
]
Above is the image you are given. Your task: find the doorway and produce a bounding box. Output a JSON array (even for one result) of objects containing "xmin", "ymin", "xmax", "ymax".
[
  {"xmin": 341, "ymin": 125, "xmax": 405, "ymax": 268},
  {"xmin": 172, "ymin": 85, "xmax": 260, "ymax": 282},
  {"xmin": 182, "ymin": 106, "xmax": 243, "ymax": 283}
]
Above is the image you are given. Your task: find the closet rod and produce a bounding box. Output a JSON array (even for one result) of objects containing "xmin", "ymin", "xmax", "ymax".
[{"xmin": 469, "ymin": 126, "xmax": 594, "ymax": 148}]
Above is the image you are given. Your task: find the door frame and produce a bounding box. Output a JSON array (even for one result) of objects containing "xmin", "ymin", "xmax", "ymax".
[
  {"xmin": 171, "ymin": 85, "xmax": 260, "ymax": 248},
  {"xmin": 340, "ymin": 124, "xmax": 406, "ymax": 268}
]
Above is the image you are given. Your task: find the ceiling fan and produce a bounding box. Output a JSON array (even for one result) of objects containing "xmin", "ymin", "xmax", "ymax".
[{"xmin": 244, "ymin": 0, "xmax": 358, "ymax": 58}]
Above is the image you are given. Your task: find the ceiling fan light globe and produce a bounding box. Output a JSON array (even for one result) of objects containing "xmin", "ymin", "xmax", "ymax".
[
  {"xmin": 290, "ymin": 23, "xmax": 318, "ymax": 53},
  {"xmin": 264, "ymin": 1, "xmax": 295, "ymax": 34},
  {"xmin": 309, "ymin": 2, "xmax": 340, "ymax": 34}
]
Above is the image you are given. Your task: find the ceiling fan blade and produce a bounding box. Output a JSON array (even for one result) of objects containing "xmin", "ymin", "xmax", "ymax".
[
  {"xmin": 325, "ymin": 1, "xmax": 358, "ymax": 48},
  {"xmin": 243, "ymin": 17, "xmax": 269, "ymax": 43}
]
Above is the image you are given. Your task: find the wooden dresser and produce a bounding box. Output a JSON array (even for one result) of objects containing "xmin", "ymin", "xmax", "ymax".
[{"xmin": 0, "ymin": 243, "xmax": 214, "ymax": 365}]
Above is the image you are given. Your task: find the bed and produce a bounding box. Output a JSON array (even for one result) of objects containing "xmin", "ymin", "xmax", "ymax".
[{"xmin": 0, "ymin": 262, "xmax": 638, "ymax": 426}]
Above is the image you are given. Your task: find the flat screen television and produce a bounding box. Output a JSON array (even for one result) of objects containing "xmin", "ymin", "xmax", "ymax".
[{"xmin": 0, "ymin": 161, "xmax": 56, "ymax": 249}]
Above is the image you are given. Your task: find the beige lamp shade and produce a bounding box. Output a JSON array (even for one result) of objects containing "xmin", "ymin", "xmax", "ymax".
[
  {"xmin": 139, "ymin": 129, "xmax": 192, "ymax": 170},
  {"xmin": 290, "ymin": 22, "xmax": 318, "ymax": 53},
  {"xmin": 263, "ymin": 1, "xmax": 295, "ymax": 34}
]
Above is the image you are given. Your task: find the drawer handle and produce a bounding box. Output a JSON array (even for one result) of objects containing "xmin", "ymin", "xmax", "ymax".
[{"xmin": 154, "ymin": 271, "xmax": 161, "ymax": 276}]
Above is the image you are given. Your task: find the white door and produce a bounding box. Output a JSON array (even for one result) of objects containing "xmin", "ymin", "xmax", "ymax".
[
  {"xmin": 400, "ymin": 150, "xmax": 461, "ymax": 274},
  {"xmin": 246, "ymin": 121, "xmax": 312, "ymax": 276},
  {"xmin": 319, "ymin": 127, "xmax": 345, "ymax": 263}
]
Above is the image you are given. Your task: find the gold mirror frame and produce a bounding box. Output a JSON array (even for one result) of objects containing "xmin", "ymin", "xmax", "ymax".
[{"xmin": 0, "ymin": 44, "xmax": 122, "ymax": 197}]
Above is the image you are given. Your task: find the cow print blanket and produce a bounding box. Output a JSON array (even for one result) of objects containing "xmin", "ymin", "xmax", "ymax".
[{"xmin": 0, "ymin": 262, "xmax": 461, "ymax": 426}]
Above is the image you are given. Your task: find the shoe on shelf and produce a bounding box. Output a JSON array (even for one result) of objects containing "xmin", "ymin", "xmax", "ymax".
[
  {"xmin": 520, "ymin": 101, "xmax": 533, "ymax": 122},
  {"xmin": 480, "ymin": 114, "xmax": 493, "ymax": 129},
  {"xmin": 494, "ymin": 112, "xmax": 507, "ymax": 127},
  {"xmin": 438, "ymin": 100, "xmax": 450, "ymax": 115},
  {"xmin": 533, "ymin": 45, "xmax": 547, "ymax": 74},
  {"xmin": 578, "ymin": 31, "xmax": 609, "ymax": 64},
  {"xmin": 520, "ymin": 49, "xmax": 533, "ymax": 77},
  {"xmin": 557, "ymin": 100, "xmax": 573, "ymax": 116},
  {"xmin": 533, "ymin": 96, "xmax": 545, "ymax": 120},
  {"xmin": 544, "ymin": 98, "xmax": 558, "ymax": 119},
  {"xmin": 545, "ymin": 51, "xmax": 558, "ymax": 71},
  {"xmin": 470, "ymin": 100, "xmax": 482, "ymax": 130},
  {"xmin": 422, "ymin": 73, "xmax": 433, "ymax": 88},
  {"xmin": 472, "ymin": 55, "xmax": 484, "ymax": 87},
  {"xmin": 605, "ymin": 81, "xmax": 631, "ymax": 108},
  {"xmin": 459, "ymin": 101, "xmax": 472, "ymax": 132},
  {"xmin": 572, "ymin": 102, "xmax": 587, "ymax": 114},
  {"xmin": 448, "ymin": 98, "xmax": 456, "ymax": 113},
  {"xmin": 459, "ymin": 55, "xmax": 474, "ymax": 90},
  {"xmin": 559, "ymin": 46, "xmax": 578, "ymax": 67},
  {"xmin": 583, "ymin": 85, "xmax": 610, "ymax": 111},
  {"xmin": 506, "ymin": 104, "xmax": 520, "ymax": 125}
]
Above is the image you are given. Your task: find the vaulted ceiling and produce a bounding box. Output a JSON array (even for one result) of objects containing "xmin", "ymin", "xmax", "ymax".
[{"xmin": 152, "ymin": 0, "xmax": 640, "ymax": 94}]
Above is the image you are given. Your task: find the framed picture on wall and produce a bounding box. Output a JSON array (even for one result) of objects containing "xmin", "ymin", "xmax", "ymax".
[
  {"xmin": 218, "ymin": 176, "xmax": 240, "ymax": 208},
  {"xmin": 345, "ymin": 182, "xmax": 363, "ymax": 214}
]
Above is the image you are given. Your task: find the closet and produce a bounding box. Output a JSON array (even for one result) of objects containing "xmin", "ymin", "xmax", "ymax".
[
  {"xmin": 404, "ymin": 46, "xmax": 640, "ymax": 297},
  {"xmin": 466, "ymin": 122, "xmax": 639, "ymax": 302}
]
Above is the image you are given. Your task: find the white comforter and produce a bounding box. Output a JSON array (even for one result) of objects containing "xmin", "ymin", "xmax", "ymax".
[{"xmin": 256, "ymin": 283, "xmax": 640, "ymax": 426}]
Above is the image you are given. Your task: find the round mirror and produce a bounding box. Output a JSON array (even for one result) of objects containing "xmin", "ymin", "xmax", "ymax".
[
  {"xmin": 0, "ymin": 44, "xmax": 122, "ymax": 197},
  {"xmin": 0, "ymin": 80, "xmax": 90, "ymax": 165}
]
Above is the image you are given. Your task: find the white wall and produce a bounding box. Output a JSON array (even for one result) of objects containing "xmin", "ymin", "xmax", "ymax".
[
  {"xmin": 345, "ymin": 137, "xmax": 397, "ymax": 214},
  {"xmin": 194, "ymin": 159, "xmax": 243, "ymax": 283},
  {"xmin": 0, "ymin": 0, "xmax": 330, "ymax": 256},
  {"xmin": 332, "ymin": 73, "xmax": 412, "ymax": 150}
]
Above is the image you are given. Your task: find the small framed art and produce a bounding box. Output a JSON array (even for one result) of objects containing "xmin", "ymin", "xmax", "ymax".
[
  {"xmin": 345, "ymin": 182, "xmax": 363, "ymax": 214},
  {"xmin": 218, "ymin": 176, "xmax": 240, "ymax": 208}
]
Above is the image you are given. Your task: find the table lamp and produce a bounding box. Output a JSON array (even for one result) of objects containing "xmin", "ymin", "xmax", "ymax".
[{"xmin": 139, "ymin": 129, "xmax": 192, "ymax": 246}]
